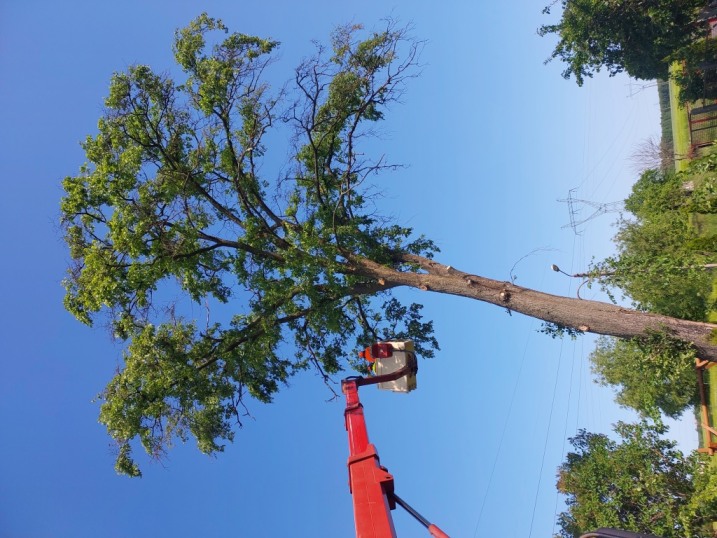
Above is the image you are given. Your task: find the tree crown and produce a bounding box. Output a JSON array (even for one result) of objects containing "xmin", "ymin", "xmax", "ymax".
[
  {"xmin": 556, "ymin": 420, "xmax": 700, "ymax": 538},
  {"xmin": 539, "ymin": 0, "xmax": 703, "ymax": 85},
  {"xmin": 61, "ymin": 14, "xmax": 438, "ymax": 476}
]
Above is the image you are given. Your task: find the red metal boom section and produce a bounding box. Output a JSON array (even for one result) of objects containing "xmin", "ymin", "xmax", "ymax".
[
  {"xmin": 343, "ymin": 378, "xmax": 397, "ymax": 537},
  {"xmin": 342, "ymin": 363, "xmax": 449, "ymax": 538}
]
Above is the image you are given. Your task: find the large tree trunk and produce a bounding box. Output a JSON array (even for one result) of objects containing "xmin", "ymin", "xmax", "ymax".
[{"xmin": 352, "ymin": 254, "xmax": 717, "ymax": 362}]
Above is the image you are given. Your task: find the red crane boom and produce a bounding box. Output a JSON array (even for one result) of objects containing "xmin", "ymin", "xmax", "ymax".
[{"xmin": 342, "ymin": 342, "xmax": 449, "ymax": 538}]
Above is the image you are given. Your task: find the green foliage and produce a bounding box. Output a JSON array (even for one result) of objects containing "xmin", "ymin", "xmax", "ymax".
[
  {"xmin": 539, "ymin": 322, "xmax": 584, "ymax": 339},
  {"xmin": 580, "ymin": 153, "xmax": 717, "ymax": 530},
  {"xmin": 539, "ymin": 0, "xmax": 703, "ymax": 85},
  {"xmin": 623, "ymin": 168, "xmax": 686, "ymax": 216},
  {"xmin": 556, "ymin": 420, "xmax": 705, "ymax": 538},
  {"xmin": 684, "ymin": 150, "xmax": 717, "ymax": 214},
  {"xmin": 594, "ymin": 164, "xmax": 717, "ymax": 321},
  {"xmin": 590, "ymin": 333, "xmax": 698, "ymax": 419},
  {"xmin": 670, "ymin": 38, "xmax": 717, "ymax": 104},
  {"xmin": 61, "ymin": 14, "xmax": 439, "ymax": 475},
  {"xmin": 658, "ymin": 80, "xmax": 674, "ymax": 165},
  {"xmin": 681, "ymin": 459, "xmax": 717, "ymax": 537}
]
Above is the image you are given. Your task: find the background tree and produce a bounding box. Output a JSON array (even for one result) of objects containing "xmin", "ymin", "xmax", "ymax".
[
  {"xmin": 589, "ymin": 335, "xmax": 698, "ymax": 419},
  {"xmin": 585, "ymin": 162, "xmax": 717, "ymax": 422},
  {"xmin": 556, "ymin": 421, "xmax": 703, "ymax": 538},
  {"xmin": 539, "ymin": 0, "xmax": 704, "ymax": 85},
  {"xmin": 670, "ymin": 38, "xmax": 717, "ymax": 104},
  {"xmin": 594, "ymin": 166, "xmax": 716, "ymax": 322},
  {"xmin": 681, "ymin": 456, "xmax": 717, "ymax": 537},
  {"xmin": 62, "ymin": 14, "xmax": 717, "ymax": 476},
  {"xmin": 629, "ymin": 135, "xmax": 675, "ymax": 174}
]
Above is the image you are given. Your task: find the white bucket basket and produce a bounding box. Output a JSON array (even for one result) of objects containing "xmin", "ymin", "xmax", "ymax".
[{"xmin": 374, "ymin": 340, "xmax": 418, "ymax": 393}]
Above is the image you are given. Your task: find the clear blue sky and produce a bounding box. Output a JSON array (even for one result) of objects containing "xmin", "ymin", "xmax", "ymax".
[{"xmin": 0, "ymin": 2, "xmax": 694, "ymax": 537}]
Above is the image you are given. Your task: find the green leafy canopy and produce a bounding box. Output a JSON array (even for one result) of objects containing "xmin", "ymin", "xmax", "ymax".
[
  {"xmin": 590, "ymin": 333, "xmax": 698, "ymax": 420},
  {"xmin": 539, "ymin": 0, "xmax": 704, "ymax": 85},
  {"xmin": 61, "ymin": 14, "xmax": 439, "ymax": 476},
  {"xmin": 556, "ymin": 420, "xmax": 712, "ymax": 538},
  {"xmin": 591, "ymin": 163, "xmax": 717, "ymax": 322},
  {"xmin": 582, "ymin": 159, "xmax": 717, "ymax": 420}
]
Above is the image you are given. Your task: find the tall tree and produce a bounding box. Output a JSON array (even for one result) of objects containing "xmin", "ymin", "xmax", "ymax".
[
  {"xmin": 539, "ymin": 0, "xmax": 704, "ymax": 85},
  {"xmin": 61, "ymin": 14, "xmax": 717, "ymax": 475},
  {"xmin": 556, "ymin": 421, "xmax": 702, "ymax": 538}
]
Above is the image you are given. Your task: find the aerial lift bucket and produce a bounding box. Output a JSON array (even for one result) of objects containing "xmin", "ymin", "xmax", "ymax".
[
  {"xmin": 359, "ymin": 340, "xmax": 418, "ymax": 393},
  {"xmin": 344, "ymin": 340, "xmax": 448, "ymax": 537}
]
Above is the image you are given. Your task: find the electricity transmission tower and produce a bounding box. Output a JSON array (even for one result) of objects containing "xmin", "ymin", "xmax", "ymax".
[{"xmin": 558, "ymin": 189, "xmax": 623, "ymax": 235}]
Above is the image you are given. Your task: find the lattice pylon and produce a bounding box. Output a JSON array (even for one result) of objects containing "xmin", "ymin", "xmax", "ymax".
[{"xmin": 558, "ymin": 189, "xmax": 623, "ymax": 235}]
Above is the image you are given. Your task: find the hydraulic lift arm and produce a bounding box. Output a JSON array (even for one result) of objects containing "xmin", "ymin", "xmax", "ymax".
[{"xmin": 342, "ymin": 360, "xmax": 449, "ymax": 538}]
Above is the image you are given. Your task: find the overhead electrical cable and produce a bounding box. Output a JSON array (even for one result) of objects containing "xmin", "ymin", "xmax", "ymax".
[
  {"xmin": 528, "ymin": 328, "xmax": 565, "ymax": 538},
  {"xmin": 471, "ymin": 320, "xmax": 536, "ymax": 538}
]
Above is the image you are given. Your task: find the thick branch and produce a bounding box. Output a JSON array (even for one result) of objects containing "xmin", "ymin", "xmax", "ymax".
[{"xmin": 351, "ymin": 253, "xmax": 717, "ymax": 362}]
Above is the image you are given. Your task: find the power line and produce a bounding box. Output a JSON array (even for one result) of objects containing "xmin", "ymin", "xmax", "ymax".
[{"xmin": 528, "ymin": 338, "xmax": 565, "ymax": 538}]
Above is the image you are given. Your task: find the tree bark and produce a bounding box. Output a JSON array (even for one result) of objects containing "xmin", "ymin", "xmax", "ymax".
[{"xmin": 352, "ymin": 253, "xmax": 717, "ymax": 362}]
